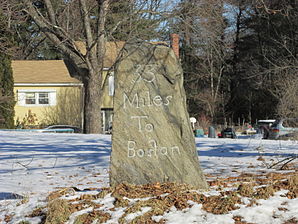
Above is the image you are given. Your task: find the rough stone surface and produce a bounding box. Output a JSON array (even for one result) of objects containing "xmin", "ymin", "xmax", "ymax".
[{"xmin": 110, "ymin": 42, "xmax": 208, "ymax": 189}]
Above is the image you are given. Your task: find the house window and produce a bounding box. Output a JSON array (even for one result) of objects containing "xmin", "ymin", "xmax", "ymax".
[
  {"xmin": 25, "ymin": 92, "xmax": 49, "ymax": 105},
  {"xmin": 38, "ymin": 92, "xmax": 49, "ymax": 104},
  {"xmin": 108, "ymin": 74, "xmax": 114, "ymax": 96},
  {"xmin": 18, "ymin": 90, "xmax": 56, "ymax": 106},
  {"xmin": 25, "ymin": 93, "xmax": 36, "ymax": 104}
]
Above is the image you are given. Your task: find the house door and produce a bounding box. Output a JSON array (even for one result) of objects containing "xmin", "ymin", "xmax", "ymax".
[{"xmin": 101, "ymin": 109, "xmax": 113, "ymax": 133}]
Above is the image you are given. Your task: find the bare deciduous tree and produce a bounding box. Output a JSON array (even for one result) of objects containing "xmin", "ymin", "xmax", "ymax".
[
  {"xmin": 20, "ymin": 0, "xmax": 170, "ymax": 133},
  {"xmin": 20, "ymin": 0, "xmax": 110, "ymax": 133},
  {"xmin": 254, "ymin": 0, "xmax": 298, "ymax": 119},
  {"xmin": 268, "ymin": 62, "xmax": 298, "ymax": 118},
  {"xmin": 178, "ymin": 0, "xmax": 229, "ymax": 122}
]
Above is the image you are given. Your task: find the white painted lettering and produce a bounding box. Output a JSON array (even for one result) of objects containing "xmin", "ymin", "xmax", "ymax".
[
  {"xmin": 127, "ymin": 141, "xmax": 136, "ymax": 157},
  {"xmin": 133, "ymin": 64, "xmax": 156, "ymax": 83},
  {"xmin": 139, "ymin": 98, "xmax": 145, "ymax": 107},
  {"xmin": 145, "ymin": 123, "xmax": 154, "ymax": 132},
  {"xmin": 131, "ymin": 116, "xmax": 148, "ymax": 132},
  {"xmin": 164, "ymin": 95, "xmax": 173, "ymax": 106},
  {"xmin": 148, "ymin": 140, "xmax": 157, "ymax": 157},
  {"xmin": 127, "ymin": 140, "xmax": 181, "ymax": 158},
  {"xmin": 146, "ymin": 91, "xmax": 153, "ymax": 106},
  {"xmin": 131, "ymin": 116, "xmax": 154, "ymax": 132},
  {"xmin": 143, "ymin": 65, "xmax": 156, "ymax": 82},
  {"xmin": 124, "ymin": 93, "xmax": 139, "ymax": 109},
  {"xmin": 160, "ymin": 147, "xmax": 168, "ymax": 155},
  {"xmin": 137, "ymin": 149, "xmax": 145, "ymax": 157},
  {"xmin": 153, "ymin": 95, "xmax": 163, "ymax": 106},
  {"xmin": 124, "ymin": 93, "xmax": 172, "ymax": 108}
]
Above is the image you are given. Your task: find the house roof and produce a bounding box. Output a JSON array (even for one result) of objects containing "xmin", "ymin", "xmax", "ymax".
[
  {"xmin": 12, "ymin": 41, "xmax": 168, "ymax": 84},
  {"xmin": 12, "ymin": 42, "xmax": 125, "ymax": 84},
  {"xmin": 12, "ymin": 60, "xmax": 81, "ymax": 84}
]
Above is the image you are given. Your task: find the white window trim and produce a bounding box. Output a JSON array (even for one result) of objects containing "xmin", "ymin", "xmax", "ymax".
[
  {"xmin": 17, "ymin": 89, "xmax": 56, "ymax": 107},
  {"xmin": 108, "ymin": 72, "xmax": 114, "ymax": 96},
  {"xmin": 14, "ymin": 83, "xmax": 83, "ymax": 87}
]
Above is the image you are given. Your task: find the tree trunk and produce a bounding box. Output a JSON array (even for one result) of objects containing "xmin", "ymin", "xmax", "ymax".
[
  {"xmin": 22, "ymin": 0, "xmax": 109, "ymax": 134},
  {"xmin": 83, "ymin": 69, "xmax": 102, "ymax": 134}
]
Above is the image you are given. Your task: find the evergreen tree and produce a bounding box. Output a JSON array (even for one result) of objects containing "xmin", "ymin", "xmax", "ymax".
[
  {"xmin": 0, "ymin": 7, "xmax": 15, "ymax": 128},
  {"xmin": 0, "ymin": 53, "xmax": 15, "ymax": 129},
  {"xmin": 228, "ymin": 0, "xmax": 298, "ymax": 121}
]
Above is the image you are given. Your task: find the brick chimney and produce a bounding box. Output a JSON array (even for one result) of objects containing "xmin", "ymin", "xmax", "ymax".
[{"xmin": 170, "ymin": 34, "xmax": 179, "ymax": 58}]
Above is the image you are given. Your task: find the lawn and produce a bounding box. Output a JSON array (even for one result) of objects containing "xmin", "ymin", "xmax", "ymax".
[{"xmin": 0, "ymin": 131, "xmax": 297, "ymax": 224}]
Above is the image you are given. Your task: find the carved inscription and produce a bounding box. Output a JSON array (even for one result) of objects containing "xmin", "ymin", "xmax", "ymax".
[
  {"xmin": 133, "ymin": 65, "xmax": 156, "ymax": 83},
  {"xmin": 131, "ymin": 116, "xmax": 154, "ymax": 132},
  {"xmin": 123, "ymin": 91, "xmax": 172, "ymax": 109},
  {"xmin": 127, "ymin": 140, "xmax": 180, "ymax": 158},
  {"xmin": 111, "ymin": 43, "xmax": 208, "ymax": 188},
  {"xmin": 126, "ymin": 64, "xmax": 180, "ymax": 158}
]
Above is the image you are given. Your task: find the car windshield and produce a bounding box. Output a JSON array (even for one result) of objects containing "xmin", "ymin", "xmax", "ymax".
[
  {"xmin": 47, "ymin": 125, "xmax": 73, "ymax": 129},
  {"xmin": 270, "ymin": 120, "xmax": 280, "ymax": 128},
  {"xmin": 257, "ymin": 121, "xmax": 274, "ymax": 126}
]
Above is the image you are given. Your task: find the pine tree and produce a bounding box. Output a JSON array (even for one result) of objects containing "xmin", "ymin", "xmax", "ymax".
[
  {"xmin": 0, "ymin": 6, "xmax": 15, "ymax": 128},
  {"xmin": 0, "ymin": 53, "xmax": 15, "ymax": 129},
  {"xmin": 228, "ymin": 0, "xmax": 298, "ymax": 121}
]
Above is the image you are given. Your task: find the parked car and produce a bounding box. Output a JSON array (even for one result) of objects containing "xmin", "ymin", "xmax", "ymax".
[
  {"xmin": 219, "ymin": 127, "xmax": 237, "ymax": 139},
  {"xmin": 39, "ymin": 125, "xmax": 82, "ymax": 133},
  {"xmin": 268, "ymin": 118, "xmax": 298, "ymax": 140},
  {"xmin": 242, "ymin": 127, "xmax": 257, "ymax": 135},
  {"xmin": 256, "ymin": 119, "xmax": 276, "ymax": 139}
]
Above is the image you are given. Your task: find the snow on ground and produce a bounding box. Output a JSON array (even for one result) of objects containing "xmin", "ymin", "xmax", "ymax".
[
  {"xmin": 199, "ymin": 135, "xmax": 298, "ymax": 177},
  {"xmin": 0, "ymin": 131, "xmax": 297, "ymax": 224}
]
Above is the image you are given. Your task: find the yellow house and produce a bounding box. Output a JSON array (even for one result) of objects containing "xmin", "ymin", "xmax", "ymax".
[
  {"xmin": 12, "ymin": 38, "xmax": 178, "ymax": 132},
  {"xmin": 12, "ymin": 41, "xmax": 127, "ymax": 132},
  {"xmin": 12, "ymin": 59, "xmax": 114, "ymax": 132}
]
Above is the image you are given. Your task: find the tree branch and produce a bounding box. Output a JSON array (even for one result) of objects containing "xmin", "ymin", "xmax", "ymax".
[
  {"xmin": 22, "ymin": 0, "xmax": 86, "ymax": 71},
  {"xmin": 96, "ymin": 0, "xmax": 109, "ymax": 65},
  {"xmin": 44, "ymin": 0, "xmax": 57, "ymax": 26},
  {"xmin": 79, "ymin": 0, "xmax": 93, "ymax": 49}
]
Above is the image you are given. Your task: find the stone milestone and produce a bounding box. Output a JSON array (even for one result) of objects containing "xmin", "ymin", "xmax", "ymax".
[{"xmin": 110, "ymin": 42, "xmax": 208, "ymax": 189}]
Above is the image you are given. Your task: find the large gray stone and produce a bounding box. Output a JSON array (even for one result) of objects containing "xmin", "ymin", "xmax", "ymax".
[{"xmin": 110, "ymin": 42, "xmax": 208, "ymax": 189}]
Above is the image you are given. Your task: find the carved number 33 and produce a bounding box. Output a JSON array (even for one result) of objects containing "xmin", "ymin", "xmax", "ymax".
[{"xmin": 133, "ymin": 64, "xmax": 156, "ymax": 83}]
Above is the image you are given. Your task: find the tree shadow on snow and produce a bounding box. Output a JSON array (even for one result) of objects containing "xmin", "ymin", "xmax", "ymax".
[
  {"xmin": 196, "ymin": 141, "xmax": 297, "ymax": 158},
  {"xmin": 0, "ymin": 135, "xmax": 112, "ymax": 174},
  {"xmin": 0, "ymin": 192, "xmax": 23, "ymax": 200}
]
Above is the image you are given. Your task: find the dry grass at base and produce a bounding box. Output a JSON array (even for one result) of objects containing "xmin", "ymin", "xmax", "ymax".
[
  {"xmin": 34, "ymin": 170, "xmax": 298, "ymax": 224},
  {"xmin": 116, "ymin": 183, "xmax": 204, "ymax": 223},
  {"xmin": 202, "ymin": 191, "xmax": 241, "ymax": 214},
  {"xmin": 112, "ymin": 182, "xmax": 195, "ymax": 199},
  {"xmin": 216, "ymin": 171, "xmax": 298, "ymax": 199},
  {"xmin": 283, "ymin": 217, "xmax": 298, "ymax": 224},
  {"xmin": 74, "ymin": 210, "xmax": 111, "ymax": 224},
  {"xmin": 26, "ymin": 207, "xmax": 46, "ymax": 223},
  {"xmin": 45, "ymin": 199, "xmax": 72, "ymax": 224}
]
